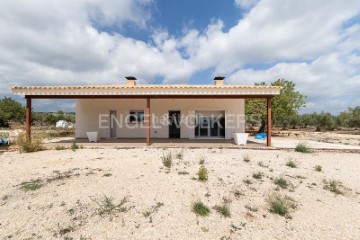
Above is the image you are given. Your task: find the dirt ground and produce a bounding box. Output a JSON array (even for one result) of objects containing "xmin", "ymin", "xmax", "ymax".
[{"xmin": 1, "ymin": 148, "xmax": 360, "ymax": 240}]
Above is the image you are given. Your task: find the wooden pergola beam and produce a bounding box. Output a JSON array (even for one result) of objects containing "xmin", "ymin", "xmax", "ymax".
[
  {"xmin": 26, "ymin": 97, "xmax": 31, "ymax": 143},
  {"xmin": 146, "ymin": 98, "xmax": 151, "ymax": 146},
  {"xmin": 267, "ymin": 97, "xmax": 272, "ymax": 147}
]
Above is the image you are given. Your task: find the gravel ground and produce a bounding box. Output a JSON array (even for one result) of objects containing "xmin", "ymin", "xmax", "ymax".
[{"xmin": 0, "ymin": 148, "xmax": 360, "ymax": 240}]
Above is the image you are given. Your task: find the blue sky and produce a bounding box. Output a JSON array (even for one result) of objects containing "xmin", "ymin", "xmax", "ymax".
[{"xmin": 0, "ymin": 0, "xmax": 360, "ymax": 113}]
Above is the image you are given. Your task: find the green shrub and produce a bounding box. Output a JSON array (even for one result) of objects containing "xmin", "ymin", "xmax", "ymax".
[
  {"xmin": 323, "ymin": 180, "xmax": 344, "ymax": 195},
  {"xmin": 198, "ymin": 165, "xmax": 208, "ymax": 181},
  {"xmin": 20, "ymin": 181, "xmax": 43, "ymax": 192},
  {"xmin": 274, "ymin": 177, "xmax": 289, "ymax": 189},
  {"xmin": 252, "ymin": 172, "xmax": 263, "ymax": 180},
  {"xmin": 71, "ymin": 141, "xmax": 79, "ymax": 152},
  {"xmin": 96, "ymin": 196, "xmax": 128, "ymax": 216},
  {"xmin": 286, "ymin": 159, "xmax": 297, "ymax": 168},
  {"xmin": 295, "ymin": 142, "xmax": 312, "ymax": 153},
  {"xmin": 55, "ymin": 145, "xmax": 65, "ymax": 150},
  {"xmin": 315, "ymin": 165, "xmax": 322, "ymax": 172},
  {"xmin": 268, "ymin": 193, "xmax": 297, "ymax": 217},
  {"xmin": 213, "ymin": 204, "xmax": 231, "ymax": 218},
  {"xmin": 176, "ymin": 151, "xmax": 183, "ymax": 160},
  {"xmin": 192, "ymin": 201, "xmax": 210, "ymax": 217},
  {"xmin": 17, "ymin": 135, "xmax": 43, "ymax": 153},
  {"xmin": 161, "ymin": 152, "xmax": 172, "ymax": 168}
]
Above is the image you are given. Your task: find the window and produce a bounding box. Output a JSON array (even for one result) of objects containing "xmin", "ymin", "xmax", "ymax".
[{"xmin": 129, "ymin": 111, "xmax": 144, "ymax": 123}]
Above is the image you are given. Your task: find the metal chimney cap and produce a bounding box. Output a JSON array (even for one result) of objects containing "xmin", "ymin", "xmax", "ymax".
[
  {"xmin": 214, "ymin": 76, "xmax": 225, "ymax": 80},
  {"xmin": 125, "ymin": 76, "xmax": 137, "ymax": 80}
]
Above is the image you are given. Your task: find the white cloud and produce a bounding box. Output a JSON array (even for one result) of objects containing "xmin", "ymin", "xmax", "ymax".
[
  {"xmin": 234, "ymin": 0, "xmax": 259, "ymax": 9},
  {"xmin": 0, "ymin": 0, "xmax": 359, "ymax": 113}
]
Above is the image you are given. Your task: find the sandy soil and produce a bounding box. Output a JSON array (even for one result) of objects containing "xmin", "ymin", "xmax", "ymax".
[{"xmin": 1, "ymin": 148, "xmax": 360, "ymax": 240}]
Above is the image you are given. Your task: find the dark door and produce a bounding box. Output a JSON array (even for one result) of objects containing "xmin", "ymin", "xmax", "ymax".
[{"xmin": 169, "ymin": 111, "xmax": 181, "ymax": 138}]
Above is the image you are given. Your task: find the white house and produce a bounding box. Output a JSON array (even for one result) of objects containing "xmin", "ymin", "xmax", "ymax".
[{"xmin": 12, "ymin": 77, "xmax": 281, "ymax": 146}]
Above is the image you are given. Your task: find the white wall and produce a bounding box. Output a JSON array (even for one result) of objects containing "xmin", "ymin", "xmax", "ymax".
[{"xmin": 75, "ymin": 99, "xmax": 245, "ymax": 139}]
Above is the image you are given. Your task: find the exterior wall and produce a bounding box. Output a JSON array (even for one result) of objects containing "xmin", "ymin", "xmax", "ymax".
[{"xmin": 75, "ymin": 99, "xmax": 245, "ymax": 139}]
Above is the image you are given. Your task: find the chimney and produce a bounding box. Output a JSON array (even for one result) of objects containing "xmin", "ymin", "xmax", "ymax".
[
  {"xmin": 214, "ymin": 76, "xmax": 225, "ymax": 86},
  {"xmin": 125, "ymin": 76, "xmax": 137, "ymax": 86}
]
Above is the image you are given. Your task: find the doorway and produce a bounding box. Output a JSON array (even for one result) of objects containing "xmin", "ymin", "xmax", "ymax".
[
  {"xmin": 169, "ymin": 111, "xmax": 181, "ymax": 138},
  {"xmin": 195, "ymin": 111, "xmax": 225, "ymax": 138}
]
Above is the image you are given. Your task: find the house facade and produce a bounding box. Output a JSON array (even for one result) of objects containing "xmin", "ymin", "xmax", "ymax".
[
  {"xmin": 12, "ymin": 76, "xmax": 281, "ymax": 146},
  {"xmin": 76, "ymin": 98, "xmax": 244, "ymax": 140}
]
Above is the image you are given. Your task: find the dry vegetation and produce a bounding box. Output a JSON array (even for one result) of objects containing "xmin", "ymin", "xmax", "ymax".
[{"xmin": 0, "ymin": 148, "xmax": 359, "ymax": 239}]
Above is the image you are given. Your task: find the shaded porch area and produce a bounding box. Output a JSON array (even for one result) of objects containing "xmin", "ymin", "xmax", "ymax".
[{"xmin": 44, "ymin": 138, "xmax": 270, "ymax": 149}]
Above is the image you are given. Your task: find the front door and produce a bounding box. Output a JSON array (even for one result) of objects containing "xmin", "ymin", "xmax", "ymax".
[{"xmin": 169, "ymin": 111, "xmax": 181, "ymax": 138}]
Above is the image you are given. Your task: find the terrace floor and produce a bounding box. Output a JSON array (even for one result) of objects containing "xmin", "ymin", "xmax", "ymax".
[{"xmin": 44, "ymin": 137, "xmax": 269, "ymax": 149}]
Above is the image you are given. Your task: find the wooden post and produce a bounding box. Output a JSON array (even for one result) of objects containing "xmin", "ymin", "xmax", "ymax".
[
  {"xmin": 267, "ymin": 96, "xmax": 272, "ymax": 147},
  {"xmin": 26, "ymin": 97, "xmax": 32, "ymax": 143},
  {"xmin": 146, "ymin": 98, "xmax": 150, "ymax": 146}
]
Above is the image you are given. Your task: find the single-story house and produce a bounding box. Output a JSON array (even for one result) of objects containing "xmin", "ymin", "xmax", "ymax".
[{"xmin": 11, "ymin": 77, "xmax": 281, "ymax": 146}]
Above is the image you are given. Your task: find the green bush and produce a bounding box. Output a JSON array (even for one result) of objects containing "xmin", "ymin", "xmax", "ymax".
[
  {"xmin": 286, "ymin": 159, "xmax": 298, "ymax": 168},
  {"xmin": 315, "ymin": 165, "xmax": 322, "ymax": 172},
  {"xmin": 17, "ymin": 135, "xmax": 43, "ymax": 153},
  {"xmin": 295, "ymin": 142, "xmax": 312, "ymax": 153},
  {"xmin": 192, "ymin": 201, "xmax": 210, "ymax": 217},
  {"xmin": 323, "ymin": 180, "xmax": 344, "ymax": 195},
  {"xmin": 71, "ymin": 141, "xmax": 79, "ymax": 152},
  {"xmin": 274, "ymin": 177, "xmax": 289, "ymax": 189},
  {"xmin": 55, "ymin": 145, "xmax": 65, "ymax": 150},
  {"xmin": 198, "ymin": 165, "xmax": 208, "ymax": 181},
  {"xmin": 161, "ymin": 152, "xmax": 172, "ymax": 168},
  {"xmin": 213, "ymin": 204, "xmax": 231, "ymax": 218},
  {"xmin": 268, "ymin": 193, "xmax": 297, "ymax": 217}
]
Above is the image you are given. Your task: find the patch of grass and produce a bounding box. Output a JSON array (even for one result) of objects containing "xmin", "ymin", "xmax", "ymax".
[
  {"xmin": 17, "ymin": 134, "xmax": 44, "ymax": 153},
  {"xmin": 267, "ymin": 193, "xmax": 297, "ymax": 217},
  {"xmin": 315, "ymin": 165, "xmax": 322, "ymax": 172},
  {"xmin": 96, "ymin": 196, "xmax": 128, "ymax": 216},
  {"xmin": 274, "ymin": 177, "xmax": 289, "ymax": 189},
  {"xmin": 143, "ymin": 202, "xmax": 164, "ymax": 222},
  {"xmin": 243, "ymin": 178, "xmax": 253, "ymax": 185},
  {"xmin": 161, "ymin": 152, "xmax": 172, "ymax": 168},
  {"xmin": 213, "ymin": 204, "xmax": 231, "ymax": 218},
  {"xmin": 178, "ymin": 171, "xmax": 189, "ymax": 175},
  {"xmin": 252, "ymin": 172, "xmax": 263, "ymax": 180},
  {"xmin": 199, "ymin": 157, "xmax": 205, "ymax": 165},
  {"xmin": 176, "ymin": 151, "xmax": 183, "ymax": 160},
  {"xmin": 286, "ymin": 159, "xmax": 298, "ymax": 168},
  {"xmin": 102, "ymin": 173, "xmax": 112, "ymax": 177},
  {"xmin": 192, "ymin": 200, "xmax": 210, "ymax": 217},
  {"xmin": 295, "ymin": 142, "xmax": 312, "ymax": 153},
  {"xmin": 20, "ymin": 181, "xmax": 43, "ymax": 192},
  {"xmin": 233, "ymin": 189, "xmax": 244, "ymax": 198},
  {"xmin": 198, "ymin": 165, "xmax": 208, "ymax": 181},
  {"xmin": 71, "ymin": 141, "xmax": 79, "ymax": 152},
  {"xmin": 243, "ymin": 154, "xmax": 250, "ymax": 162},
  {"xmin": 323, "ymin": 180, "xmax": 344, "ymax": 195},
  {"xmin": 55, "ymin": 145, "xmax": 65, "ymax": 150}
]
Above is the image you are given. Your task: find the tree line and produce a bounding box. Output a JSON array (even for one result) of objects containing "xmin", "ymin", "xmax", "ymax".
[
  {"xmin": 245, "ymin": 79, "xmax": 360, "ymax": 131},
  {"xmin": 0, "ymin": 97, "xmax": 75, "ymax": 127}
]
